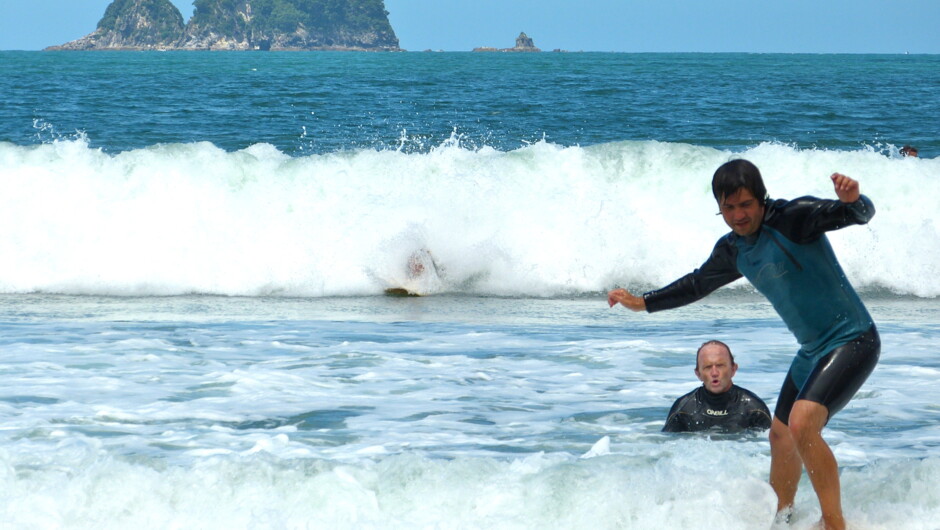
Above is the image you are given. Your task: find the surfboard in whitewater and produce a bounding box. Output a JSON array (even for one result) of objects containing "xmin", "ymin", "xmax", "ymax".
[{"xmin": 384, "ymin": 287, "xmax": 421, "ymax": 297}]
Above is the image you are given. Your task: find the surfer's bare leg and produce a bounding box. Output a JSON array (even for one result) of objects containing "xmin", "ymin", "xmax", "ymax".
[
  {"xmin": 769, "ymin": 417, "xmax": 801, "ymax": 516},
  {"xmin": 788, "ymin": 400, "xmax": 844, "ymax": 530}
]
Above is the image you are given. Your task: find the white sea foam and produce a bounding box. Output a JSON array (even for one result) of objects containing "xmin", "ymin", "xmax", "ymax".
[
  {"xmin": 2, "ymin": 446, "xmax": 937, "ymax": 530},
  {"xmin": 0, "ymin": 293, "xmax": 937, "ymax": 528},
  {"xmin": 1, "ymin": 138, "xmax": 938, "ymax": 297}
]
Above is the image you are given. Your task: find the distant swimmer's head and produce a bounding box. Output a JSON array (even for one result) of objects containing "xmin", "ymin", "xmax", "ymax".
[
  {"xmin": 695, "ymin": 340, "xmax": 738, "ymax": 394},
  {"xmin": 407, "ymin": 250, "xmax": 427, "ymax": 278},
  {"xmin": 713, "ymin": 160, "xmax": 766, "ymax": 237},
  {"xmin": 900, "ymin": 145, "xmax": 918, "ymax": 157},
  {"xmin": 407, "ymin": 248, "xmax": 439, "ymax": 279}
]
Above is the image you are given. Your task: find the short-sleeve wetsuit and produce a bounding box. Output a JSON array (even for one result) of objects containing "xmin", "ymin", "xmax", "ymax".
[
  {"xmin": 663, "ymin": 384, "xmax": 772, "ymax": 433},
  {"xmin": 644, "ymin": 195, "xmax": 881, "ymax": 424}
]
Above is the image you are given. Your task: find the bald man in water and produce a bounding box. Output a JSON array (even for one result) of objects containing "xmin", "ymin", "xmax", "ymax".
[{"xmin": 663, "ymin": 340, "xmax": 771, "ymax": 433}]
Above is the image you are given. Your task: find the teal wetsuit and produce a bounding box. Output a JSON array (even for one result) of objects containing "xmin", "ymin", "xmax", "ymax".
[{"xmin": 643, "ymin": 195, "xmax": 879, "ymax": 423}]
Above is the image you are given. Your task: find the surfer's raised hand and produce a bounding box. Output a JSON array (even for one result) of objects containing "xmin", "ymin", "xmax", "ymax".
[
  {"xmin": 830, "ymin": 173, "xmax": 860, "ymax": 203},
  {"xmin": 608, "ymin": 288, "xmax": 646, "ymax": 311}
]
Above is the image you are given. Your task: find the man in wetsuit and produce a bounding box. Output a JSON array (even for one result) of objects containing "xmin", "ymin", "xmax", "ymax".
[
  {"xmin": 663, "ymin": 340, "xmax": 771, "ymax": 433},
  {"xmin": 608, "ymin": 159, "xmax": 880, "ymax": 530}
]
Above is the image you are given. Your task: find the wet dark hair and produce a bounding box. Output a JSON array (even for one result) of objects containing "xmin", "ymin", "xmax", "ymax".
[
  {"xmin": 712, "ymin": 159, "xmax": 767, "ymax": 204},
  {"xmin": 696, "ymin": 340, "xmax": 735, "ymax": 369},
  {"xmin": 900, "ymin": 145, "xmax": 918, "ymax": 157}
]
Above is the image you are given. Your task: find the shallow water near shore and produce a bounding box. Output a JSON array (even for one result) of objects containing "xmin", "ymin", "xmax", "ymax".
[{"xmin": 1, "ymin": 293, "xmax": 938, "ymax": 528}]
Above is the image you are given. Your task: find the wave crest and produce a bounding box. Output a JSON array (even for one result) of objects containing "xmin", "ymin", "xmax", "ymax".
[{"xmin": 0, "ymin": 138, "xmax": 937, "ymax": 297}]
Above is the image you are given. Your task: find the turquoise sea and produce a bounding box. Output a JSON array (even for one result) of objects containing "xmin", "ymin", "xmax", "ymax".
[{"xmin": 1, "ymin": 51, "xmax": 939, "ymax": 529}]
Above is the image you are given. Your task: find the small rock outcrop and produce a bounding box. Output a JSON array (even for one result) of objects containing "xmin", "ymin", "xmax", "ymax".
[
  {"xmin": 473, "ymin": 32, "xmax": 541, "ymax": 53},
  {"xmin": 513, "ymin": 32, "xmax": 539, "ymax": 51}
]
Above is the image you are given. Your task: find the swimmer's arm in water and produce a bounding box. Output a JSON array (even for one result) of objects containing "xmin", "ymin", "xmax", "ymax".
[{"xmin": 607, "ymin": 288, "xmax": 646, "ymax": 311}]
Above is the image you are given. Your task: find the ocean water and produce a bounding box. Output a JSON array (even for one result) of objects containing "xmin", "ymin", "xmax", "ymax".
[{"xmin": 1, "ymin": 51, "xmax": 939, "ymax": 529}]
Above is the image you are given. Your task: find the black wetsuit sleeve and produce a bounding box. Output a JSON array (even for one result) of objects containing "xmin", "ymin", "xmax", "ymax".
[
  {"xmin": 644, "ymin": 236, "xmax": 742, "ymax": 313},
  {"xmin": 662, "ymin": 397, "xmax": 687, "ymax": 432},
  {"xmin": 662, "ymin": 414, "xmax": 684, "ymax": 432},
  {"xmin": 748, "ymin": 401, "xmax": 773, "ymax": 430},
  {"xmin": 764, "ymin": 195, "xmax": 875, "ymax": 244},
  {"xmin": 739, "ymin": 387, "xmax": 772, "ymax": 430},
  {"xmin": 750, "ymin": 408, "xmax": 773, "ymax": 430}
]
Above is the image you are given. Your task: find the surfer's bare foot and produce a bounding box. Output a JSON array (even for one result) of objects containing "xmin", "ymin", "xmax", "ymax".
[
  {"xmin": 800, "ymin": 515, "xmax": 844, "ymax": 530},
  {"xmin": 771, "ymin": 506, "xmax": 793, "ymax": 528},
  {"xmin": 817, "ymin": 514, "xmax": 845, "ymax": 530}
]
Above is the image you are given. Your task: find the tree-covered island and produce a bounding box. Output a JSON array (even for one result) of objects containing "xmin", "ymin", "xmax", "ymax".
[{"xmin": 46, "ymin": 0, "xmax": 400, "ymax": 51}]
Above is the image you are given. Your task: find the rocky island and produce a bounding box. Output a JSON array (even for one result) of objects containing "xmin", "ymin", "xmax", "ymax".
[
  {"xmin": 473, "ymin": 32, "xmax": 541, "ymax": 53},
  {"xmin": 46, "ymin": 0, "xmax": 400, "ymax": 51}
]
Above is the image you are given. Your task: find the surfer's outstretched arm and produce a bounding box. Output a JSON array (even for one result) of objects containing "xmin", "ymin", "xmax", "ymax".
[{"xmin": 607, "ymin": 288, "xmax": 646, "ymax": 311}]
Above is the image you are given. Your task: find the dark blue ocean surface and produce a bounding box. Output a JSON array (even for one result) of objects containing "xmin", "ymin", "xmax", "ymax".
[{"xmin": 1, "ymin": 51, "xmax": 937, "ymax": 155}]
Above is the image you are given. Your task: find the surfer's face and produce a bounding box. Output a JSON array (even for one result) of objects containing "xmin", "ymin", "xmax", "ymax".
[
  {"xmin": 719, "ymin": 188, "xmax": 764, "ymax": 237},
  {"xmin": 695, "ymin": 344, "xmax": 737, "ymax": 394}
]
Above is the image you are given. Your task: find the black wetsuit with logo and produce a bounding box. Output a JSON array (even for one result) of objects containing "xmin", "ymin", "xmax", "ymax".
[{"xmin": 663, "ymin": 384, "xmax": 772, "ymax": 433}]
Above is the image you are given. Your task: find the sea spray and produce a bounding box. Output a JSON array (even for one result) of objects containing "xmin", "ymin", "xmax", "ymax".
[{"xmin": 1, "ymin": 138, "xmax": 937, "ymax": 297}]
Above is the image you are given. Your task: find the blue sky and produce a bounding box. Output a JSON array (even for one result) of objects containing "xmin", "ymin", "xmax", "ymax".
[{"xmin": 1, "ymin": 0, "xmax": 937, "ymax": 53}]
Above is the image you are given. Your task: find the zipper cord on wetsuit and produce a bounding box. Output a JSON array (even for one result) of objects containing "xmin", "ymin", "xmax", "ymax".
[{"xmin": 766, "ymin": 230, "xmax": 804, "ymax": 271}]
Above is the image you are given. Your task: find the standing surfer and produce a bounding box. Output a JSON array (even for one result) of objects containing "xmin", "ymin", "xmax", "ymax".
[{"xmin": 608, "ymin": 159, "xmax": 880, "ymax": 530}]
